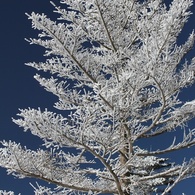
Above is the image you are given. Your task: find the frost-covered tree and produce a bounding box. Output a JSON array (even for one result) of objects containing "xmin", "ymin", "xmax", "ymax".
[{"xmin": 1, "ymin": 0, "xmax": 195, "ymax": 194}]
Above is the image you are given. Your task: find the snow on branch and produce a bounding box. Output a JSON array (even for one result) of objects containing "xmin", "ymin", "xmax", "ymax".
[{"xmin": 1, "ymin": 0, "xmax": 195, "ymax": 194}]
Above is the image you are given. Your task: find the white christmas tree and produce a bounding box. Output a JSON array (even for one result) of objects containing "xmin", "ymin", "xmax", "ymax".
[{"xmin": 1, "ymin": 0, "xmax": 195, "ymax": 194}]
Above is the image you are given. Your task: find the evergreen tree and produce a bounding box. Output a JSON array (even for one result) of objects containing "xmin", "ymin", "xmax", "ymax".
[{"xmin": 1, "ymin": 0, "xmax": 195, "ymax": 194}]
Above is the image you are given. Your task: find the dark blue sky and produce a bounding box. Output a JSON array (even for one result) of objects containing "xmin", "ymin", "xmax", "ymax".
[{"xmin": 0, "ymin": 1, "xmax": 195, "ymax": 194}]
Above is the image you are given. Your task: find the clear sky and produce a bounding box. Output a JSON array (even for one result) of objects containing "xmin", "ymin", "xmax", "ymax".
[{"xmin": 0, "ymin": 1, "xmax": 195, "ymax": 194}]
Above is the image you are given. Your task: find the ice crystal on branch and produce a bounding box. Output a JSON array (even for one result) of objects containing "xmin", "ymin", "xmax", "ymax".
[{"xmin": 1, "ymin": 0, "xmax": 195, "ymax": 194}]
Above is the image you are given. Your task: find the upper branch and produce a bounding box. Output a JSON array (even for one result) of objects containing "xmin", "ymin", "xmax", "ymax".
[{"xmin": 95, "ymin": 0, "xmax": 117, "ymax": 52}]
